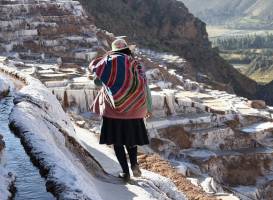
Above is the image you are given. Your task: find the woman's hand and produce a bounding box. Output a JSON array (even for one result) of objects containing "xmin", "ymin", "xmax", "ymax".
[{"xmin": 145, "ymin": 112, "xmax": 152, "ymax": 119}]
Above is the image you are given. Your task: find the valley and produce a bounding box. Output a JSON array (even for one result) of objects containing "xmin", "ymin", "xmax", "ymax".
[
  {"xmin": 207, "ymin": 26, "xmax": 273, "ymax": 39},
  {"xmin": 207, "ymin": 27, "xmax": 273, "ymax": 84},
  {"xmin": 180, "ymin": 0, "xmax": 273, "ymax": 86}
]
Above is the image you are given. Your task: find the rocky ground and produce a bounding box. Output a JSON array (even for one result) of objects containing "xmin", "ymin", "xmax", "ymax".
[{"xmin": 138, "ymin": 154, "xmax": 217, "ymax": 200}]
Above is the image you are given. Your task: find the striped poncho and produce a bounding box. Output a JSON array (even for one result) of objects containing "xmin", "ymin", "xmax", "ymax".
[{"xmin": 91, "ymin": 53, "xmax": 149, "ymax": 113}]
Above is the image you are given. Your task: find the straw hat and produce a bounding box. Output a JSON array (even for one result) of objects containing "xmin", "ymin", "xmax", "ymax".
[{"xmin": 111, "ymin": 38, "xmax": 136, "ymax": 52}]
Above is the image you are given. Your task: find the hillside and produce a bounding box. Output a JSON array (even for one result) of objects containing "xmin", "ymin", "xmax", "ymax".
[
  {"xmin": 79, "ymin": 0, "xmax": 259, "ymax": 100},
  {"xmin": 180, "ymin": 0, "xmax": 273, "ymax": 29}
]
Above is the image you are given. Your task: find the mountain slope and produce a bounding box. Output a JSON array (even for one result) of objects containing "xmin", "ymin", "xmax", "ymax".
[
  {"xmin": 246, "ymin": 0, "xmax": 273, "ymax": 20},
  {"xmin": 180, "ymin": 0, "xmax": 256, "ymax": 25},
  {"xmin": 79, "ymin": 0, "xmax": 210, "ymax": 49},
  {"xmin": 180, "ymin": 0, "xmax": 273, "ymax": 28}
]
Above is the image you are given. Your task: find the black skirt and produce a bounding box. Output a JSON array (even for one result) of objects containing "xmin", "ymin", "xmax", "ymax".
[{"xmin": 100, "ymin": 117, "xmax": 149, "ymax": 146}]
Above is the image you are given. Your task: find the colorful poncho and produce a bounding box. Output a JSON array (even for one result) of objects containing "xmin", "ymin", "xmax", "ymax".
[{"xmin": 91, "ymin": 53, "xmax": 148, "ymax": 113}]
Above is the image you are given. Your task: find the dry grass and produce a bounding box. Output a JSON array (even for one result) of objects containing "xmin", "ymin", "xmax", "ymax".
[{"xmin": 249, "ymin": 71, "xmax": 273, "ymax": 84}]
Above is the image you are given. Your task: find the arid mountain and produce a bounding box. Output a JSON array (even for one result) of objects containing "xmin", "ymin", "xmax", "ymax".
[
  {"xmin": 180, "ymin": 0, "xmax": 273, "ymax": 29},
  {"xmin": 79, "ymin": 0, "xmax": 259, "ymax": 100}
]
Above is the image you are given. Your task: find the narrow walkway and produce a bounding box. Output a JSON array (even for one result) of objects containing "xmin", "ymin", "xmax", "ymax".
[{"xmin": 73, "ymin": 123, "xmax": 187, "ymax": 200}]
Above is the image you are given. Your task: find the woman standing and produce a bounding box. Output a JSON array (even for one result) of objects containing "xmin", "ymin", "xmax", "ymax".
[{"xmin": 89, "ymin": 38, "xmax": 152, "ymax": 182}]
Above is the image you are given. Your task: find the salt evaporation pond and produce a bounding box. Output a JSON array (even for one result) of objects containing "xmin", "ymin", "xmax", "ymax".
[{"xmin": 0, "ymin": 95, "xmax": 55, "ymax": 200}]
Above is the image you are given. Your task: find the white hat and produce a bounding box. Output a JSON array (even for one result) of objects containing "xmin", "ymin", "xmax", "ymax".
[{"xmin": 111, "ymin": 38, "xmax": 136, "ymax": 52}]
